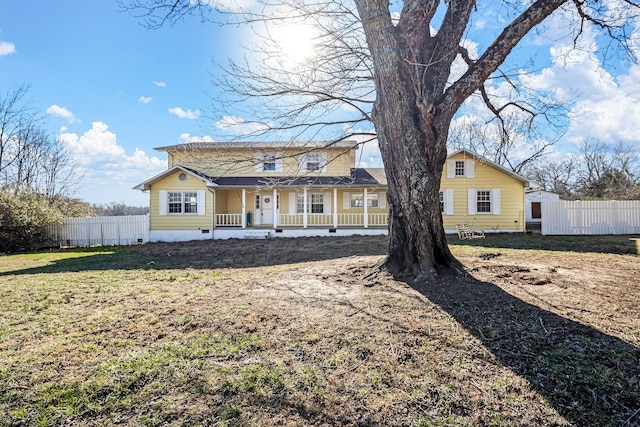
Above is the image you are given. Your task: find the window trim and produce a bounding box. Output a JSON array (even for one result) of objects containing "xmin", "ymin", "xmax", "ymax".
[
  {"xmin": 349, "ymin": 192, "xmax": 379, "ymax": 208},
  {"xmin": 159, "ymin": 190, "xmax": 205, "ymax": 216}
]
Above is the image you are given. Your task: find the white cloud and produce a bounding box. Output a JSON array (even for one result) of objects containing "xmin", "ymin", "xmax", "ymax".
[
  {"xmin": 169, "ymin": 107, "xmax": 201, "ymax": 120},
  {"xmin": 215, "ymin": 115, "xmax": 270, "ymax": 135},
  {"xmin": 138, "ymin": 96, "xmax": 153, "ymax": 104},
  {"xmin": 57, "ymin": 122, "xmax": 166, "ymax": 204},
  {"xmin": 179, "ymin": 133, "xmax": 215, "ymax": 143},
  {"xmin": 46, "ymin": 104, "xmax": 77, "ymax": 123},
  {"xmin": 0, "ymin": 41, "xmax": 16, "ymax": 56},
  {"xmin": 153, "ymin": 81, "xmax": 167, "ymax": 87}
]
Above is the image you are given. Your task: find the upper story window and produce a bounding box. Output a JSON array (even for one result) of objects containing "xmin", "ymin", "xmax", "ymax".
[
  {"xmin": 447, "ymin": 159, "xmax": 474, "ymax": 179},
  {"xmin": 168, "ymin": 191, "xmax": 198, "ymax": 214},
  {"xmin": 307, "ymin": 153, "xmax": 321, "ymax": 171},
  {"xmin": 263, "ymin": 154, "xmax": 277, "ymax": 171},
  {"xmin": 301, "ymin": 152, "xmax": 326, "ymax": 172}
]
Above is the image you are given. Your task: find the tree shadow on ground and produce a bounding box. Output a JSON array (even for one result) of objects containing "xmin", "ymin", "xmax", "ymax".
[
  {"xmin": 0, "ymin": 235, "xmax": 389, "ymax": 276},
  {"xmin": 448, "ymin": 233, "xmax": 640, "ymax": 255},
  {"xmin": 412, "ymin": 273, "xmax": 640, "ymax": 427}
]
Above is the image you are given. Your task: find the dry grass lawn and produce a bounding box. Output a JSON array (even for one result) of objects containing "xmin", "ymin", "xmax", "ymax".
[{"xmin": 0, "ymin": 233, "xmax": 639, "ymax": 426}]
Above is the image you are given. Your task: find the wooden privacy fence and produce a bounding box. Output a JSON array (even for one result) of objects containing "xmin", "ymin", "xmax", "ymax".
[
  {"xmin": 47, "ymin": 215, "xmax": 149, "ymax": 247},
  {"xmin": 541, "ymin": 200, "xmax": 640, "ymax": 235}
]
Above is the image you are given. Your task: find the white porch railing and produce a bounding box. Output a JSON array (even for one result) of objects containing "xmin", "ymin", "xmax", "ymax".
[
  {"xmin": 368, "ymin": 213, "xmax": 388, "ymax": 226},
  {"xmin": 338, "ymin": 213, "xmax": 364, "ymax": 226},
  {"xmin": 278, "ymin": 214, "xmax": 303, "ymax": 226},
  {"xmin": 215, "ymin": 214, "xmax": 243, "ymax": 227},
  {"xmin": 277, "ymin": 213, "xmax": 388, "ymax": 227},
  {"xmin": 307, "ymin": 214, "xmax": 334, "ymax": 226}
]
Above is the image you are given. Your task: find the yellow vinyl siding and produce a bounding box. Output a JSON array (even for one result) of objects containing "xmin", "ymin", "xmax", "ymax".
[
  {"xmin": 441, "ymin": 152, "xmax": 525, "ymax": 232},
  {"xmin": 170, "ymin": 148, "xmax": 352, "ymax": 177},
  {"xmin": 149, "ymin": 172, "xmax": 212, "ymax": 231}
]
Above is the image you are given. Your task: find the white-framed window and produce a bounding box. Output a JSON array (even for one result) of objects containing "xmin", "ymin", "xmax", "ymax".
[
  {"xmin": 468, "ymin": 189, "xmax": 500, "ymax": 215},
  {"xmin": 440, "ymin": 189, "xmax": 454, "ymax": 215},
  {"xmin": 263, "ymin": 154, "xmax": 277, "ymax": 171},
  {"xmin": 294, "ymin": 192, "xmax": 328, "ymax": 214},
  {"xmin": 310, "ymin": 194, "xmax": 324, "ymax": 213},
  {"xmin": 300, "ymin": 152, "xmax": 327, "ymax": 172},
  {"xmin": 296, "ymin": 194, "xmax": 305, "ymax": 214},
  {"xmin": 476, "ymin": 190, "xmax": 491, "ymax": 213},
  {"xmin": 168, "ymin": 191, "xmax": 198, "ymax": 214},
  {"xmin": 349, "ymin": 193, "xmax": 378, "ymax": 208},
  {"xmin": 343, "ymin": 191, "xmax": 386, "ymax": 209},
  {"xmin": 307, "ymin": 153, "xmax": 321, "ymax": 171},
  {"xmin": 159, "ymin": 190, "xmax": 205, "ymax": 216},
  {"xmin": 255, "ymin": 194, "xmax": 261, "ymax": 210},
  {"xmin": 256, "ymin": 153, "xmax": 282, "ymax": 173},
  {"xmin": 447, "ymin": 159, "xmax": 475, "ymax": 178}
]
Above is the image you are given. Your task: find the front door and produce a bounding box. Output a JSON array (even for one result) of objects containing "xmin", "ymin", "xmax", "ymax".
[{"xmin": 260, "ymin": 194, "xmax": 274, "ymax": 224}]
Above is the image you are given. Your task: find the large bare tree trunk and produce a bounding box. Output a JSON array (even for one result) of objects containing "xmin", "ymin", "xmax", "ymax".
[{"xmin": 355, "ymin": 0, "xmax": 474, "ymax": 280}]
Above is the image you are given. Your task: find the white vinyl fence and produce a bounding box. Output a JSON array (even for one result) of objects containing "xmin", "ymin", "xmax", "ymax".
[
  {"xmin": 541, "ymin": 200, "xmax": 640, "ymax": 235},
  {"xmin": 47, "ymin": 215, "xmax": 149, "ymax": 247}
]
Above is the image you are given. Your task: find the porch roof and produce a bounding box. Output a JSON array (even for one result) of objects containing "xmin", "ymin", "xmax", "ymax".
[{"xmin": 197, "ymin": 167, "xmax": 387, "ymax": 189}]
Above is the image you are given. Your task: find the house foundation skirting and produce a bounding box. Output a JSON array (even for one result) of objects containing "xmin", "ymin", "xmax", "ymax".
[
  {"xmin": 150, "ymin": 228, "xmax": 387, "ymax": 242},
  {"xmin": 150, "ymin": 229, "xmax": 213, "ymax": 242}
]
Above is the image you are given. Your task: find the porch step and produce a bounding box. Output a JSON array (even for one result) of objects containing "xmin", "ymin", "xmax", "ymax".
[{"xmin": 243, "ymin": 231, "xmax": 271, "ymax": 239}]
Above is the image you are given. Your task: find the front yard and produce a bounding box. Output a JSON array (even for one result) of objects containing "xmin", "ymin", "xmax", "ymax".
[{"xmin": 0, "ymin": 234, "xmax": 638, "ymax": 426}]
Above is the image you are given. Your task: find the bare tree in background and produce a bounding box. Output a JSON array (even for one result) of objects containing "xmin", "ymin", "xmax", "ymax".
[
  {"xmin": 0, "ymin": 86, "xmax": 78, "ymax": 199},
  {"xmin": 122, "ymin": 0, "xmax": 640, "ymax": 281}
]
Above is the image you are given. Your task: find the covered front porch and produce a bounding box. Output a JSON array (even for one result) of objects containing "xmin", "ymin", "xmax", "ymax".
[{"xmin": 212, "ymin": 187, "xmax": 389, "ymax": 230}]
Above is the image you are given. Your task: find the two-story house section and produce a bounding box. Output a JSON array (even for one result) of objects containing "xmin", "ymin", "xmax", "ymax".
[
  {"xmin": 134, "ymin": 141, "xmax": 389, "ymax": 241},
  {"xmin": 134, "ymin": 143, "xmax": 529, "ymax": 242},
  {"xmin": 440, "ymin": 150, "xmax": 529, "ymax": 234}
]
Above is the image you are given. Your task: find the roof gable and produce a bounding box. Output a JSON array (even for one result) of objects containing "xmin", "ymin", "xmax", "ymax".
[
  {"xmin": 132, "ymin": 166, "xmax": 216, "ymax": 191},
  {"xmin": 447, "ymin": 149, "xmax": 530, "ymax": 185}
]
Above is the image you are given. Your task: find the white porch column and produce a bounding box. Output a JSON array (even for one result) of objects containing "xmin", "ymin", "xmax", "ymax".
[
  {"xmin": 364, "ymin": 188, "xmax": 369, "ymax": 228},
  {"xmin": 241, "ymin": 188, "xmax": 247, "ymax": 228},
  {"xmin": 333, "ymin": 188, "xmax": 338, "ymax": 228},
  {"xmin": 273, "ymin": 188, "xmax": 278, "ymax": 228},
  {"xmin": 303, "ymin": 187, "xmax": 308, "ymax": 228}
]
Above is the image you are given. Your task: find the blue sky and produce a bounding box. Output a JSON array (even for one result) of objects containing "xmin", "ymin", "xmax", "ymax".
[
  {"xmin": 1, "ymin": 1, "xmax": 241, "ymax": 205},
  {"xmin": 2, "ymin": 1, "xmax": 640, "ymax": 205}
]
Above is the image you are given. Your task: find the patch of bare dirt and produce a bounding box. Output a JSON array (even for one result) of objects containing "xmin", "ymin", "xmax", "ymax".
[{"xmin": 123, "ymin": 235, "xmax": 640, "ymax": 426}]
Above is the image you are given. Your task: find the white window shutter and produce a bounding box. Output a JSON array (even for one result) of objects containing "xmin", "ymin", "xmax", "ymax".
[
  {"xmin": 276, "ymin": 155, "xmax": 284, "ymax": 172},
  {"xmin": 321, "ymin": 152, "xmax": 328, "ymax": 172},
  {"xmin": 447, "ymin": 160, "xmax": 455, "ymax": 178},
  {"xmin": 379, "ymin": 191, "xmax": 387, "ymax": 209},
  {"xmin": 255, "ymin": 155, "xmax": 263, "ymax": 172},
  {"xmin": 324, "ymin": 192, "xmax": 331, "ymax": 213},
  {"xmin": 343, "ymin": 191, "xmax": 351, "ymax": 209},
  {"xmin": 289, "ymin": 192, "xmax": 297, "ymax": 214},
  {"xmin": 468, "ymin": 189, "xmax": 477, "ymax": 215},
  {"xmin": 466, "ymin": 160, "xmax": 475, "ymax": 178},
  {"xmin": 297, "ymin": 155, "xmax": 306, "ymax": 172},
  {"xmin": 491, "ymin": 189, "xmax": 501, "ymax": 215},
  {"xmin": 197, "ymin": 190, "xmax": 205, "ymax": 215},
  {"xmin": 159, "ymin": 190, "xmax": 168, "ymax": 215},
  {"xmin": 444, "ymin": 189, "xmax": 454, "ymax": 215}
]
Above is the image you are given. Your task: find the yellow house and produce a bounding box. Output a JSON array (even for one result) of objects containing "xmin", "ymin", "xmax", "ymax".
[
  {"xmin": 441, "ymin": 150, "xmax": 529, "ymax": 233},
  {"xmin": 134, "ymin": 143, "xmax": 528, "ymax": 241}
]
